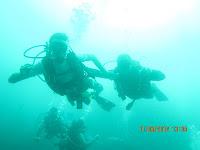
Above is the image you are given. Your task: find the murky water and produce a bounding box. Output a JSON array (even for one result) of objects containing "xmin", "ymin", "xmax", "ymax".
[{"xmin": 1, "ymin": 0, "xmax": 200, "ymax": 150}]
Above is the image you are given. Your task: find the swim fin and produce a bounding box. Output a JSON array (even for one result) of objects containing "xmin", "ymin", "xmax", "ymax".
[
  {"xmin": 151, "ymin": 83, "xmax": 168, "ymax": 101},
  {"xmin": 76, "ymin": 98, "xmax": 83, "ymax": 109},
  {"xmin": 126, "ymin": 100, "xmax": 135, "ymax": 110},
  {"xmin": 66, "ymin": 96, "xmax": 75, "ymax": 106},
  {"xmin": 95, "ymin": 96, "xmax": 115, "ymax": 111}
]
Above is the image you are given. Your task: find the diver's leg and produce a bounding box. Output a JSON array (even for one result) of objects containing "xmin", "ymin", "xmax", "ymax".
[
  {"xmin": 149, "ymin": 70, "xmax": 165, "ymax": 81},
  {"xmin": 143, "ymin": 84, "xmax": 154, "ymax": 99},
  {"xmin": 65, "ymin": 88, "xmax": 84, "ymax": 108},
  {"xmin": 151, "ymin": 83, "xmax": 168, "ymax": 101},
  {"xmin": 86, "ymin": 78, "xmax": 115, "ymax": 111},
  {"xmin": 114, "ymin": 80, "xmax": 126, "ymax": 100},
  {"xmin": 66, "ymin": 95, "xmax": 75, "ymax": 106},
  {"xmin": 85, "ymin": 78, "xmax": 103, "ymax": 94},
  {"xmin": 82, "ymin": 97, "xmax": 91, "ymax": 105},
  {"xmin": 126, "ymin": 99, "xmax": 136, "ymax": 110},
  {"xmin": 76, "ymin": 98, "xmax": 83, "ymax": 109}
]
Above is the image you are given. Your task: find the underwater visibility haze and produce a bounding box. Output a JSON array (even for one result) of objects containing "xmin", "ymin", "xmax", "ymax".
[{"xmin": 0, "ymin": 0, "xmax": 200, "ymax": 150}]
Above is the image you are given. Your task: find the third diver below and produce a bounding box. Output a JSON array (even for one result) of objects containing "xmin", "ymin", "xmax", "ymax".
[
  {"xmin": 57, "ymin": 119, "xmax": 99, "ymax": 150},
  {"xmin": 35, "ymin": 107, "xmax": 66, "ymax": 140},
  {"xmin": 8, "ymin": 33, "xmax": 115, "ymax": 111},
  {"xmin": 113, "ymin": 54, "xmax": 168, "ymax": 110}
]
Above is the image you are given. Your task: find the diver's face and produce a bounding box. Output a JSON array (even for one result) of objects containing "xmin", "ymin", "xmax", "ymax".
[
  {"xmin": 117, "ymin": 55, "xmax": 132, "ymax": 73},
  {"xmin": 53, "ymin": 48, "xmax": 66, "ymax": 61},
  {"xmin": 50, "ymin": 40, "xmax": 68, "ymax": 62},
  {"xmin": 117, "ymin": 61, "xmax": 130, "ymax": 73}
]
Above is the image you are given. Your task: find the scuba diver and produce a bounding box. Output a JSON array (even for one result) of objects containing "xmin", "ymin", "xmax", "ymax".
[
  {"xmin": 35, "ymin": 107, "xmax": 67, "ymax": 140},
  {"xmin": 8, "ymin": 33, "xmax": 115, "ymax": 111},
  {"xmin": 57, "ymin": 119, "xmax": 99, "ymax": 150},
  {"xmin": 113, "ymin": 54, "xmax": 168, "ymax": 110}
]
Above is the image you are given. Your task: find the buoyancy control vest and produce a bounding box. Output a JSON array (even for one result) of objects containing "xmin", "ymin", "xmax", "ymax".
[
  {"xmin": 42, "ymin": 52, "xmax": 87, "ymax": 96},
  {"xmin": 115, "ymin": 61, "xmax": 152, "ymax": 99}
]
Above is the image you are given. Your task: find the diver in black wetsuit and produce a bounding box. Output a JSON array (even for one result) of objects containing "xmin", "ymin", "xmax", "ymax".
[
  {"xmin": 8, "ymin": 33, "xmax": 115, "ymax": 111},
  {"xmin": 57, "ymin": 119, "xmax": 99, "ymax": 150},
  {"xmin": 113, "ymin": 54, "xmax": 168, "ymax": 110},
  {"xmin": 35, "ymin": 107, "xmax": 66, "ymax": 140}
]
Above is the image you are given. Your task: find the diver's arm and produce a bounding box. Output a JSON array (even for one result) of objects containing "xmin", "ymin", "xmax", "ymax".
[
  {"xmin": 84, "ymin": 67, "xmax": 117, "ymax": 80},
  {"xmin": 79, "ymin": 54, "xmax": 117, "ymax": 80},
  {"xmin": 8, "ymin": 63, "xmax": 43, "ymax": 83},
  {"xmin": 114, "ymin": 80, "xmax": 126, "ymax": 100},
  {"xmin": 150, "ymin": 69, "xmax": 165, "ymax": 81},
  {"xmin": 141, "ymin": 68, "xmax": 165, "ymax": 81},
  {"xmin": 78, "ymin": 54, "xmax": 106, "ymax": 72}
]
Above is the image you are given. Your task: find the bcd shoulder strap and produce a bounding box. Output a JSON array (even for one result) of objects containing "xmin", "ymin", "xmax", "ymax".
[{"xmin": 42, "ymin": 57, "xmax": 65, "ymax": 95}]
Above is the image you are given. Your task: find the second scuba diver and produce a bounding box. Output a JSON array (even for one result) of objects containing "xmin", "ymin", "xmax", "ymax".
[{"xmin": 112, "ymin": 54, "xmax": 168, "ymax": 110}]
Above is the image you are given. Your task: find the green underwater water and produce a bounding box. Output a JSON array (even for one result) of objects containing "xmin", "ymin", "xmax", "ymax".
[{"xmin": 0, "ymin": 0, "xmax": 200, "ymax": 150}]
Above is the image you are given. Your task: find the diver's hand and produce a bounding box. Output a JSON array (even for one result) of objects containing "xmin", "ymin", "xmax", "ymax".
[{"xmin": 8, "ymin": 73, "xmax": 22, "ymax": 83}]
